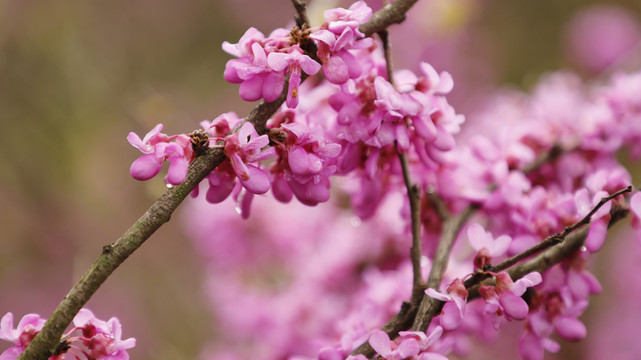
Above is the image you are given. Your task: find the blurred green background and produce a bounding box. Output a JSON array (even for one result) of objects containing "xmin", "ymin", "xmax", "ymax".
[{"xmin": 0, "ymin": 0, "xmax": 640, "ymax": 359}]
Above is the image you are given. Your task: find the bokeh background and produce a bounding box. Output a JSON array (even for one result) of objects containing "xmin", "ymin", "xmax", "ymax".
[{"xmin": 1, "ymin": 0, "xmax": 640, "ymax": 359}]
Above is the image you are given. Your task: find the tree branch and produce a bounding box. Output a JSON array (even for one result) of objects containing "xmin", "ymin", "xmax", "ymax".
[
  {"xmin": 410, "ymin": 205, "xmax": 476, "ymax": 331},
  {"xmin": 291, "ymin": 0, "xmax": 311, "ymax": 28},
  {"xmin": 359, "ymin": 0, "xmax": 419, "ymax": 37}
]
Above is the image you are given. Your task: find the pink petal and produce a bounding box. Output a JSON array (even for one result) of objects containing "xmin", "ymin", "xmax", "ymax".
[
  {"xmin": 554, "ymin": 316, "xmax": 586, "ymax": 341},
  {"xmin": 396, "ymin": 338, "xmax": 420, "ymax": 358},
  {"xmin": 585, "ymin": 219, "xmax": 607, "ymax": 252},
  {"xmin": 467, "ymin": 223, "xmax": 491, "ymax": 251},
  {"xmin": 266, "ymin": 52, "xmax": 289, "ymax": 71},
  {"xmin": 289, "ymin": 176, "xmax": 330, "ymax": 205},
  {"xmin": 435, "ymin": 71, "xmax": 454, "ymax": 94},
  {"xmin": 425, "ymin": 288, "xmax": 450, "ymax": 302},
  {"xmin": 431, "ymin": 126, "xmax": 455, "ymax": 151},
  {"xmin": 630, "ymin": 192, "xmax": 641, "ymax": 219},
  {"xmin": 413, "ymin": 117, "xmax": 437, "ymax": 142},
  {"xmin": 368, "ymin": 331, "xmax": 392, "ymax": 356},
  {"xmin": 299, "ymin": 55, "xmax": 321, "ymax": 75},
  {"xmin": 166, "ymin": 157, "xmax": 190, "ymax": 185},
  {"xmin": 272, "ymin": 173, "xmax": 293, "ymax": 203},
  {"xmin": 323, "ymin": 56, "xmax": 349, "ymax": 84},
  {"xmin": 440, "ymin": 300, "xmax": 464, "ymax": 330},
  {"xmin": 519, "ymin": 332, "xmax": 544, "ymax": 360},
  {"xmin": 338, "ymin": 50, "xmax": 362, "ymax": 79},
  {"xmin": 499, "ymin": 292, "xmax": 529, "ymax": 320},
  {"xmin": 262, "ymin": 71, "xmax": 285, "ymax": 102},
  {"xmin": 0, "ymin": 313, "xmax": 15, "ymax": 342},
  {"xmin": 238, "ymin": 165, "xmax": 271, "ymax": 194},
  {"xmin": 511, "ymin": 272, "xmax": 542, "ymax": 296},
  {"xmin": 130, "ymin": 154, "xmax": 163, "ymax": 181},
  {"xmin": 288, "ymin": 146, "xmax": 311, "ymax": 175},
  {"xmin": 239, "ymin": 76, "xmax": 264, "ymax": 102},
  {"xmin": 491, "ymin": 235, "xmax": 512, "ymax": 256},
  {"xmin": 206, "ymin": 171, "xmax": 236, "ymax": 204}
]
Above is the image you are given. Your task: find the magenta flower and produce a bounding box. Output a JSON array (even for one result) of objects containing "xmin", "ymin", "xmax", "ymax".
[
  {"xmin": 73, "ymin": 309, "xmax": 136, "ymax": 360},
  {"xmin": 127, "ymin": 125, "xmax": 193, "ymax": 185},
  {"xmin": 323, "ymin": 0, "xmax": 373, "ymax": 37},
  {"xmin": 399, "ymin": 326, "xmax": 449, "ymax": 360},
  {"xmin": 311, "ymin": 27, "xmax": 372, "ymax": 84},
  {"xmin": 467, "ymin": 223, "xmax": 511, "ymax": 269},
  {"xmin": 224, "ymin": 122, "xmax": 274, "ymax": 195},
  {"xmin": 0, "ymin": 312, "xmax": 45, "ymax": 360},
  {"xmin": 479, "ymin": 272, "xmax": 542, "ymax": 329},
  {"xmin": 425, "ymin": 279, "xmax": 468, "ymax": 330},
  {"xmin": 267, "ymin": 46, "xmax": 321, "ymax": 108},
  {"xmin": 369, "ymin": 330, "xmax": 420, "ymax": 360}
]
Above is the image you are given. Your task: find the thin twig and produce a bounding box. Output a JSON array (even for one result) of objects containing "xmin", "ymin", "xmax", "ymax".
[
  {"xmin": 380, "ymin": 23, "xmax": 424, "ymax": 296},
  {"xmin": 426, "ymin": 189, "xmax": 450, "ymax": 221},
  {"xmin": 483, "ymin": 186, "xmax": 631, "ymax": 278},
  {"xmin": 291, "ymin": 0, "xmax": 311, "ymax": 28},
  {"xmin": 411, "ymin": 205, "xmax": 476, "ymax": 331}
]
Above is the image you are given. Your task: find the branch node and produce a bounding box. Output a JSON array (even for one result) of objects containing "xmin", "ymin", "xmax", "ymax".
[{"xmin": 102, "ymin": 244, "xmax": 113, "ymax": 254}]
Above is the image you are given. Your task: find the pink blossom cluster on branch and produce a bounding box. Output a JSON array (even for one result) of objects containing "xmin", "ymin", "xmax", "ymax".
[
  {"xmin": 177, "ymin": 14, "xmax": 641, "ymax": 360},
  {"xmin": 0, "ymin": 310, "xmax": 134, "ymax": 360}
]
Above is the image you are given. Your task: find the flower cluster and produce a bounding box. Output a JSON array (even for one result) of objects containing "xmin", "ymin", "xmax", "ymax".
[
  {"xmin": 0, "ymin": 309, "xmax": 135, "ymax": 360},
  {"xmin": 127, "ymin": 0, "xmax": 464, "ymax": 218}
]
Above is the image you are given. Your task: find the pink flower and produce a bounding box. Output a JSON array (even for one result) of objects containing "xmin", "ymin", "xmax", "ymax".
[
  {"xmin": 267, "ymin": 46, "xmax": 321, "ymax": 108},
  {"xmin": 467, "ymin": 223, "xmax": 511, "ymax": 269},
  {"xmin": 224, "ymin": 122, "xmax": 274, "ymax": 195},
  {"xmin": 0, "ymin": 312, "xmax": 45, "ymax": 360},
  {"xmin": 399, "ymin": 326, "xmax": 449, "ymax": 360},
  {"xmin": 127, "ymin": 125, "xmax": 193, "ymax": 185},
  {"xmin": 323, "ymin": 1, "xmax": 372, "ymax": 37},
  {"xmin": 369, "ymin": 330, "xmax": 420, "ymax": 360},
  {"xmin": 425, "ymin": 279, "xmax": 468, "ymax": 331},
  {"xmin": 479, "ymin": 272, "xmax": 542, "ymax": 329},
  {"xmin": 73, "ymin": 309, "xmax": 136, "ymax": 360}
]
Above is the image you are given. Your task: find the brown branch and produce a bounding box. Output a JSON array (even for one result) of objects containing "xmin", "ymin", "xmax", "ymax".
[
  {"xmin": 468, "ymin": 202, "xmax": 630, "ymax": 300},
  {"xmin": 291, "ymin": 0, "xmax": 311, "ymax": 28},
  {"xmin": 486, "ymin": 186, "xmax": 631, "ymax": 274},
  {"xmin": 410, "ymin": 205, "xmax": 476, "ymax": 331},
  {"xmin": 359, "ymin": 0, "xmax": 419, "ymax": 36}
]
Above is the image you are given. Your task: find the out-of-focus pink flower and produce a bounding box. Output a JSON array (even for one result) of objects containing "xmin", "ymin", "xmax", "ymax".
[
  {"xmin": 369, "ymin": 330, "xmax": 420, "ymax": 360},
  {"xmin": 564, "ymin": 5, "xmax": 641, "ymax": 74},
  {"xmin": 399, "ymin": 326, "xmax": 449, "ymax": 360},
  {"xmin": 467, "ymin": 223, "xmax": 511, "ymax": 269}
]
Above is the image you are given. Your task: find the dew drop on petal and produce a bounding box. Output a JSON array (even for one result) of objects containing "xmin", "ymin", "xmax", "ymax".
[
  {"xmin": 166, "ymin": 183, "xmax": 174, "ymax": 189},
  {"xmin": 235, "ymin": 204, "xmax": 242, "ymax": 215},
  {"xmin": 580, "ymin": 246, "xmax": 587, "ymax": 252},
  {"xmin": 350, "ymin": 216, "xmax": 362, "ymax": 227}
]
